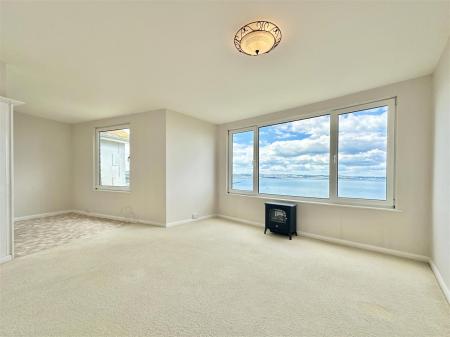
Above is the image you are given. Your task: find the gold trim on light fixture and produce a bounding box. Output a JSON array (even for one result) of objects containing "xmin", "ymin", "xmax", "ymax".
[{"xmin": 234, "ymin": 21, "xmax": 282, "ymax": 56}]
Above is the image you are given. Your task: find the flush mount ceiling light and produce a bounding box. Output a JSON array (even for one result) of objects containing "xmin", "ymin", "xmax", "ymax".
[{"xmin": 234, "ymin": 21, "xmax": 282, "ymax": 56}]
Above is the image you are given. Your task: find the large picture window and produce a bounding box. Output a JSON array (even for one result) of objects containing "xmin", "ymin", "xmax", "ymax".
[
  {"xmin": 228, "ymin": 98, "xmax": 396, "ymax": 207},
  {"xmin": 95, "ymin": 125, "xmax": 130, "ymax": 191}
]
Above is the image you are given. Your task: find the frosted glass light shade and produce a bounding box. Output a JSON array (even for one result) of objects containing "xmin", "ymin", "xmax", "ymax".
[
  {"xmin": 240, "ymin": 31, "xmax": 275, "ymax": 56},
  {"xmin": 234, "ymin": 21, "xmax": 282, "ymax": 56}
]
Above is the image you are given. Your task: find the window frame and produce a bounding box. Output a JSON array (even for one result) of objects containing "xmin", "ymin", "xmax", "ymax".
[
  {"xmin": 228, "ymin": 126, "xmax": 258, "ymax": 195},
  {"xmin": 227, "ymin": 98, "xmax": 397, "ymax": 208},
  {"xmin": 94, "ymin": 124, "xmax": 131, "ymax": 192}
]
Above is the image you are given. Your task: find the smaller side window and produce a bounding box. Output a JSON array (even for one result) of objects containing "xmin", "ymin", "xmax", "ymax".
[{"xmin": 95, "ymin": 125, "xmax": 130, "ymax": 191}]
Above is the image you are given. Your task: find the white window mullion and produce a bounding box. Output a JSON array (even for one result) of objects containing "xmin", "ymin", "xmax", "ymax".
[
  {"xmin": 329, "ymin": 113, "xmax": 338, "ymax": 202},
  {"xmin": 386, "ymin": 98, "xmax": 396, "ymax": 207},
  {"xmin": 253, "ymin": 127, "xmax": 259, "ymax": 194},
  {"xmin": 227, "ymin": 130, "xmax": 233, "ymax": 193}
]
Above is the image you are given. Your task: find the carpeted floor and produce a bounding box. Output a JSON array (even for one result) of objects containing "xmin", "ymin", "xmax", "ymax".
[
  {"xmin": 14, "ymin": 213, "xmax": 125, "ymax": 257},
  {"xmin": 1, "ymin": 218, "xmax": 449, "ymax": 337}
]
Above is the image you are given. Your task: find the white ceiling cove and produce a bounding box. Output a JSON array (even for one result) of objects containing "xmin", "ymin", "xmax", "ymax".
[{"xmin": 1, "ymin": 1, "xmax": 449, "ymax": 124}]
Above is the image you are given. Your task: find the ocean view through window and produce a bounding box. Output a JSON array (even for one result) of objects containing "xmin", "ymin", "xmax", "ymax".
[
  {"xmin": 338, "ymin": 106, "xmax": 388, "ymax": 200},
  {"xmin": 228, "ymin": 98, "xmax": 395, "ymax": 207},
  {"xmin": 231, "ymin": 175, "xmax": 386, "ymax": 200},
  {"xmin": 231, "ymin": 130, "xmax": 254, "ymax": 191},
  {"xmin": 259, "ymin": 115, "xmax": 330, "ymax": 198}
]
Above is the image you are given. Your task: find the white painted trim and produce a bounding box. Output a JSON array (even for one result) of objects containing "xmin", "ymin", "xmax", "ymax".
[
  {"xmin": 300, "ymin": 231, "xmax": 429, "ymax": 262},
  {"xmin": 10, "ymin": 106, "xmax": 15, "ymax": 258},
  {"xmin": 14, "ymin": 210, "xmax": 75, "ymax": 222},
  {"xmin": 216, "ymin": 214, "xmax": 429, "ymax": 262},
  {"xmin": 73, "ymin": 210, "xmax": 165, "ymax": 227},
  {"xmin": 430, "ymin": 260, "xmax": 450, "ymax": 304},
  {"xmin": 0, "ymin": 96, "xmax": 24, "ymax": 106},
  {"xmin": 225, "ymin": 193, "xmax": 401, "ymax": 212},
  {"xmin": 0, "ymin": 101, "xmax": 14, "ymax": 261},
  {"xmin": 218, "ymin": 214, "xmax": 263, "ymax": 228},
  {"xmin": 166, "ymin": 214, "xmax": 216, "ymax": 228},
  {"xmin": 94, "ymin": 124, "xmax": 131, "ymax": 192},
  {"xmin": 0, "ymin": 254, "xmax": 12, "ymax": 264},
  {"xmin": 14, "ymin": 209, "xmax": 165, "ymax": 227}
]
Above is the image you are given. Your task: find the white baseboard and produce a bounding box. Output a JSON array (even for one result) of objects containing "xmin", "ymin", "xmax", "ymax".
[
  {"xmin": 0, "ymin": 255, "xmax": 12, "ymax": 264},
  {"xmin": 217, "ymin": 214, "xmax": 429, "ymax": 262},
  {"xmin": 14, "ymin": 209, "xmax": 211, "ymax": 228},
  {"xmin": 430, "ymin": 260, "xmax": 450, "ymax": 304},
  {"xmin": 218, "ymin": 214, "xmax": 264, "ymax": 228},
  {"xmin": 166, "ymin": 214, "xmax": 216, "ymax": 228},
  {"xmin": 300, "ymin": 231, "xmax": 429, "ymax": 262},
  {"xmin": 73, "ymin": 210, "xmax": 165, "ymax": 227},
  {"xmin": 14, "ymin": 210, "xmax": 75, "ymax": 222}
]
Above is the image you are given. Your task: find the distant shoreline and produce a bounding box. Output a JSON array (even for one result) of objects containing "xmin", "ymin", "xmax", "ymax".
[
  {"xmin": 233, "ymin": 174, "xmax": 386, "ymax": 181},
  {"xmin": 232, "ymin": 174, "xmax": 387, "ymax": 200}
]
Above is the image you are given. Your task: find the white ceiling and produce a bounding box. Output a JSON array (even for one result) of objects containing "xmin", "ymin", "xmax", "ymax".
[{"xmin": 1, "ymin": 1, "xmax": 449, "ymax": 124}]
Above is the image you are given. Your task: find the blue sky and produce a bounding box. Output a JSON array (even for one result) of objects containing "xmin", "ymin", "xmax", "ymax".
[{"xmin": 233, "ymin": 106, "xmax": 388, "ymax": 177}]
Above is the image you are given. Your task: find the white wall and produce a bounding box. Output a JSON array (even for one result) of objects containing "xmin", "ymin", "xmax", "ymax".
[
  {"xmin": 432, "ymin": 38, "xmax": 450, "ymax": 295},
  {"xmin": 218, "ymin": 76, "xmax": 433, "ymax": 257},
  {"xmin": 165, "ymin": 110, "xmax": 216, "ymax": 224},
  {"xmin": 19, "ymin": 108, "xmax": 217, "ymax": 226},
  {"xmin": 14, "ymin": 112, "xmax": 72, "ymax": 218},
  {"xmin": 72, "ymin": 110, "xmax": 166, "ymax": 225}
]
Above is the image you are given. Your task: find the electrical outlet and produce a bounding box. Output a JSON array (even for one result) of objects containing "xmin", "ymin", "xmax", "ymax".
[{"xmin": 192, "ymin": 213, "xmax": 199, "ymax": 219}]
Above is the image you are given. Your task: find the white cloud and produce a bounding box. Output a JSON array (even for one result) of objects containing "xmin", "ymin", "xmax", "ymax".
[
  {"xmin": 233, "ymin": 109, "xmax": 388, "ymax": 177},
  {"xmin": 338, "ymin": 149, "xmax": 386, "ymax": 177},
  {"xmin": 232, "ymin": 142, "xmax": 253, "ymax": 174},
  {"xmin": 261, "ymin": 135, "xmax": 330, "ymax": 158},
  {"xmin": 339, "ymin": 110, "xmax": 387, "ymax": 133}
]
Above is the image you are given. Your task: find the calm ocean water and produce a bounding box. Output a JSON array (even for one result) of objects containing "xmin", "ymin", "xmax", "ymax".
[{"xmin": 232, "ymin": 174, "xmax": 386, "ymax": 200}]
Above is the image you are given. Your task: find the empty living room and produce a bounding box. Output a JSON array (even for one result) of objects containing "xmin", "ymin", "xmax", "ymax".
[{"xmin": 1, "ymin": 1, "xmax": 450, "ymax": 336}]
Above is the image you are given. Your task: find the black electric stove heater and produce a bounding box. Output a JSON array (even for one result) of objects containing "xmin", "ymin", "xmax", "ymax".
[{"xmin": 264, "ymin": 202, "xmax": 297, "ymax": 240}]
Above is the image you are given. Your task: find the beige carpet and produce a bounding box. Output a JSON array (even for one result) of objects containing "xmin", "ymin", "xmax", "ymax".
[
  {"xmin": 1, "ymin": 218, "xmax": 449, "ymax": 337},
  {"xmin": 14, "ymin": 213, "xmax": 125, "ymax": 257}
]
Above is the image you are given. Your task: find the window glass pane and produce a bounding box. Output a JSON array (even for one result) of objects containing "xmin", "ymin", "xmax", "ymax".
[
  {"xmin": 231, "ymin": 130, "xmax": 254, "ymax": 191},
  {"xmin": 338, "ymin": 106, "xmax": 388, "ymax": 200},
  {"xmin": 99, "ymin": 128, "xmax": 130, "ymax": 187},
  {"xmin": 259, "ymin": 115, "xmax": 330, "ymax": 198}
]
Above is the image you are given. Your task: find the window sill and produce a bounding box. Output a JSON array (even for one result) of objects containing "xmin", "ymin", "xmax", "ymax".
[
  {"xmin": 94, "ymin": 187, "xmax": 131, "ymax": 193},
  {"xmin": 226, "ymin": 192, "xmax": 401, "ymax": 212}
]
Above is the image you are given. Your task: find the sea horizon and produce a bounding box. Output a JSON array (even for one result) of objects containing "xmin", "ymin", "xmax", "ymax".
[{"xmin": 232, "ymin": 173, "xmax": 387, "ymax": 200}]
